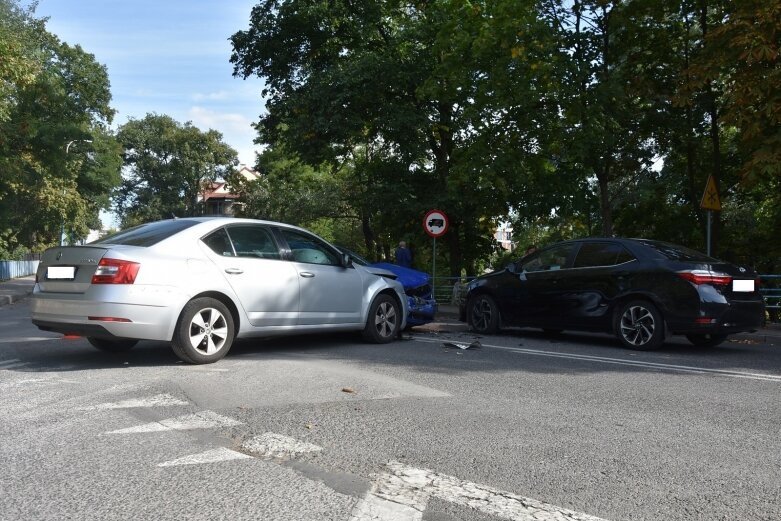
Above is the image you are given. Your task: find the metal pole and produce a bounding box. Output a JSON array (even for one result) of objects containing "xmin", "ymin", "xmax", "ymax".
[
  {"xmin": 706, "ymin": 210, "xmax": 712, "ymax": 256},
  {"xmin": 432, "ymin": 237, "xmax": 437, "ymax": 303}
]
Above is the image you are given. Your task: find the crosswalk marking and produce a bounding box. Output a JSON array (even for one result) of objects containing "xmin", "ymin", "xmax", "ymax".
[
  {"xmin": 241, "ymin": 432, "xmax": 323, "ymax": 459},
  {"xmin": 79, "ymin": 393, "xmax": 188, "ymax": 410},
  {"xmin": 157, "ymin": 447, "xmax": 252, "ymax": 467},
  {"xmin": 350, "ymin": 461, "xmax": 608, "ymax": 521},
  {"xmin": 104, "ymin": 410, "xmax": 242, "ymax": 434}
]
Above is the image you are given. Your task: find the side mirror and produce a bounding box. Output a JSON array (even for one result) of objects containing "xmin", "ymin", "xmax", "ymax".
[
  {"xmin": 505, "ymin": 263, "xmax": 516, "ymax": 273},
  {"xmin": 341, "ymin": 253, "xmax": 352, "ymax": 268}
]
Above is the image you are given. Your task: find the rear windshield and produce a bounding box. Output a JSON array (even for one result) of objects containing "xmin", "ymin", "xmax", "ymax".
[
  {"xmin": 639, "ymin": 240, "xmax": 716, "ymax": 262},
  {"xmin": 92, "ymin": 220, "xmax": 199, "ymax": 247}
]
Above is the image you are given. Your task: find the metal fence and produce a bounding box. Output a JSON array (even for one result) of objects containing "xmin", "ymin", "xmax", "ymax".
[
  {"xmin": 0, "ymin": 260, "xmax": 40, "ymax": 281},
  {"xmin": 761, "ymin": 275, "xmax": 780, "ymax": 311}
]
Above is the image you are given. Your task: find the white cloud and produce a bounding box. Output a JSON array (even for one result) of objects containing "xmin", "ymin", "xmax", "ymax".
[
  {"xmin": 187, "ymin": 106, "xmax": 260, "ymax": 166},
  {"xmin": 192, "ymin": 90, "xmax": 229, "ymax": 101}
]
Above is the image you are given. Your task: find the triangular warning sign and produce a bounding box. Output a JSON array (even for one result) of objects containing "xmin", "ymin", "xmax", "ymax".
[{"xmin": 700, "ymin": 175, "xmax": 721, "ymax": 211}]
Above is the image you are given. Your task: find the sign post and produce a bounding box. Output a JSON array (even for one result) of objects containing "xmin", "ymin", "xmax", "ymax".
[
  {"xmin": 423, "ymin": 210, "xmax": 449, "ymax": 303},
  {"xmin": 700, "ymin": 175, "xmax": 721, "ymax": 256}
]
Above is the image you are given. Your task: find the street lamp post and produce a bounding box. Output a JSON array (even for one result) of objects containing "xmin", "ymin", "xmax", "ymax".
[{"xmin": 61, "ymin": 139, "xmax": 93, "ymax": 246}]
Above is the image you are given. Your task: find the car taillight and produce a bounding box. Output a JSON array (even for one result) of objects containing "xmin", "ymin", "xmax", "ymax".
[
  {"xmin": 677, "ymin": 271, "xmax": 732, "ymax": 285},
  {"xmin": 91, "ymin": 258, "xmax": 140, "ymax": 284}
]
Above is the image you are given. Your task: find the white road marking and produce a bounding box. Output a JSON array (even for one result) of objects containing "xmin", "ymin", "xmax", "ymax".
[
  {"xmin": 104, "ymin": 410, "xmax": 242, "ymax": 434},
  {"xmin": 241, "ymin": 432, "xmax": 323, "ymax": 459},
  {"xmin": 350, "ymin": 461, "xmax": 608, "ymax": 521},
  {"xmin": 79, "ymin": 393, "xmax": 188, "ymax": 410},
  {"xmin": 157, "ymin": 447, "xmax": 252, "ymax": 467},
  {"xmin": 415, "ymin": 337, "xmax": 781, "ymax": 382},
  {"xmin": 0, "ymin": 359, "xmax": 28, "ymax": 370}
]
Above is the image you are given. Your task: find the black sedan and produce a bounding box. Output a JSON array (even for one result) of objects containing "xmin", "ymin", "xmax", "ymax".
[{"xmin": 459, "ymin": 238, "xmax": 765, "ymax": 350}]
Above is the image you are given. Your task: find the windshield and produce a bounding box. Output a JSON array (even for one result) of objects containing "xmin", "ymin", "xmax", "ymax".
[{"xmin": 335, "ymin": 245, "xmax": 370, "ymax": 266}]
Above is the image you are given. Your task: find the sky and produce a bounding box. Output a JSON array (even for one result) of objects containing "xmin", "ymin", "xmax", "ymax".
[{"xmin": 32, "ymin": 0, "xmax": 266, "ymax": 167}]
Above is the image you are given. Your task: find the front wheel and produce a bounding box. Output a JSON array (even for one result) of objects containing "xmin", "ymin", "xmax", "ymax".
[
  {"xmin": 615, "ymin": 300, "xmax": 664, "ymax": 350},
  {"xmin": 171, "ymin": 297, "xmax": 235, "ymax": 364},
  {"xmin": 87, "ymin": 337, "xmax": 138, "ymax": 352},
  {"xmin": 363, "ymin": 294, "xmax": 401, "ymax": 343},
  {"xmin": 467, "ymin": 294, "xmax": 500, "ymax": 334},
  {"xmin": 686, "ymin": 333, "xmax": 728, "ymax": 348}
]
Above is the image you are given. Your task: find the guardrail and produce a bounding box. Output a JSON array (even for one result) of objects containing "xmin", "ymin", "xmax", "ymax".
[
  {"xmin": 0, "ymin": 260, "xmax": 40, "ymax": 281},
  {"xmin": 761, "ymin": 275, "xmax": 780, "ymax": 311}
]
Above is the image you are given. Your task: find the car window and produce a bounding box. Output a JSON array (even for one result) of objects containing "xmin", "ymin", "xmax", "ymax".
[
  {"xmin": 280, "ymin": 228, "xmax": 341, "ymax": 266},
  {"xmin": 639, "ymin": 240, "xmax": 716, "ymax": 262},
  {"xmin": 202, "ymin": 228, "xmax": 235, "ymax": 257},
  {"xmin": 225, "ymin": 225, "xmax": 281, "ymax": 260},
  {"xmin": 521, "ymin": 244, "xmax": 577, "ymax": 272},
  {"xmin": 92, "ymin": 219, "xmax": 199, "ymax": 246},
  {"xmin": 574, "ymin": 242, "xmax": 636, "ymax": 268}
]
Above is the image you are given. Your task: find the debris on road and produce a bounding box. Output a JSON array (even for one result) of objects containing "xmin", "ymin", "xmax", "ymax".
[
  {"xmin": 443, "ymin": 340, "xmax": 482, "ymax": 350},
  {"xmin": 341, "ymin": 387, "xmax": 356, "ymax": 394}
]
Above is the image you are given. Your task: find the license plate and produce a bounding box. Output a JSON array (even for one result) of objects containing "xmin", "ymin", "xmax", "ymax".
[
  {"xmin": 732, "ymin": 279, "xmax": 754, "ymax": 292},
  {"xmin": 47, "ymin": 266, "xmax": 76, "ymax": 280}
]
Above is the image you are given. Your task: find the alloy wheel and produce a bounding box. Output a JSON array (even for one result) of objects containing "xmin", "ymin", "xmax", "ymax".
[
  {"xmin": 373, "ymin": 301, "xmax": 398, "ymax": 339},
  {"xmin": 619, "ymin": 305, "xmax": 656, "ymax": 347},
  {"xmin": 471, "ymin": 298, "xmax": 493, "ymax": 331},
  {"xmin": 189, "ymin": 307, "xmax": 229, "ymax": 355}
]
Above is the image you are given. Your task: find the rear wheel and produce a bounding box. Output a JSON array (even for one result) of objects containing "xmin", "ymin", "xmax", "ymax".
[
  {"xmin": 171, "ymin": 297, "xmax": 235, "ymax": 364},
  {"xmin": 363, "ymin": 294, "xmax": 400, "ymax": 343},
  {"xmin": 615, "ymin": 300, "xmax": 664, "ymax": 350},
  {"xmin": 686, "ymin": 333, "xmax": 728, "ymax": 348},
  {"xmin": 467, "ymin": 294, "xmax": 500, "ymax": 334},
  {"xmin": 87, "ymin": 337, "xmax": 138, "ymax": 352}
]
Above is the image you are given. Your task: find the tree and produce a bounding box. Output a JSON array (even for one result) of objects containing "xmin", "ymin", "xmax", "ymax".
[
  {"xmin": 114, "ymin": 114, "xmax": 238, "ymax": 227},
  {"xmin": 0, "ymin": 0, "xmax": 121, "ymax": 251},
  {"xmin": 231, "ymin": 0, "xmax": 559, "ymax": 276}
]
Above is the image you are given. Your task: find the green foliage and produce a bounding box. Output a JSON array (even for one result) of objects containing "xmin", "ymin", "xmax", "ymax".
[
  {"xmin": 114, "ymin": 114, "xmax": 239, "ymax": 227},
  {"xmin": 0, "ymin": 1, "xmax": 121, "ymax": 251},
  {"xmin": 228, "ymin": 0, "xmax": 779, "ymax": 274}
]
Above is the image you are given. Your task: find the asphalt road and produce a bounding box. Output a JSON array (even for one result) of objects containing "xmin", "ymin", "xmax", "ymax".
[{"xmin": 1, "ymin": 299, "xmax": 780, "ymax": 521}]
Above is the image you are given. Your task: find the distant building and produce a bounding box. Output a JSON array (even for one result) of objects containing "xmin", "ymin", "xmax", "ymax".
[
  {"xmin": 495, "ymin": 222, "xmax": 514, "ymax": 251},
  {"xmin": 200, "ymin": 165, "xmax": 259, "ymax": 216}
]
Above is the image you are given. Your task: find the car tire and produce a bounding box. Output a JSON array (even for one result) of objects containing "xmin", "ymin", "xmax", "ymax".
[
  {"xmin": 686, "ymin": 333, "xmax": 728, "ymax": 348},
  {"xmin": 615, "ymin": 300, "xmax": 664, "ymax": 350},
  {"xmin": 467, "ymin": 294, "xmax": 500, "ymax": 334},
  {"xmin": 363, "ymin": 294, "xmax": 401, "ymax": 343},
  {"xmin": 87, "ymin": 337, "xmax": 138, "ymax": 352},
  {"xmin": 171, "ymin": 297, "xmax": 235, "ymax": 364}
]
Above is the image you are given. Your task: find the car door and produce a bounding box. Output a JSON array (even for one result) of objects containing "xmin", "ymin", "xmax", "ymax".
[
  {"xmin": 202, "ymin": 225, "xmax": 300, "ymax": 327},
  {"xmin": 562, "ymin": 241, "xmax": 637, "ymax": 329},
  {"xmin": 276, "ymin": 227, "xmax": 363, "ymax": 326},
  {"xmin": 518, "ymin": 243, "xmax": 579, "ymax": 327}
]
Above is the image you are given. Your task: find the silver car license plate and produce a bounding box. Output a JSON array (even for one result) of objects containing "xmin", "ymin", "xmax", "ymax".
[{"xmin": 47, "ymin": 266, "xmax": 76, "ymax": 280}]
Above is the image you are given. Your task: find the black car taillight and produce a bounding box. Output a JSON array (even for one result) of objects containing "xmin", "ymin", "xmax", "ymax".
[
  {"xmin": 91, "ymin": 258, "xmax": 140, "ymax": 284},
  {"xmin": 677, "ymin": 271, "xmax": 732, "ymax": 285}
]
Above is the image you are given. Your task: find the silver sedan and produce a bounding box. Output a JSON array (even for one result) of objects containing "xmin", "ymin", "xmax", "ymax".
[{"xmin": 31, "ymin": 218, "xmax": 407, "ymax": 364}]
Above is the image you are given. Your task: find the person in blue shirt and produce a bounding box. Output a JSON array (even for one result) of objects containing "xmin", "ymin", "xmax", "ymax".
[{"xmin": 395, "ymin": 241, "xmax": 412, "ymax": 267}]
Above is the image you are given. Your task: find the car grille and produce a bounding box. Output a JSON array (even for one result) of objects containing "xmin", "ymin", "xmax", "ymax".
[{"xmin": 406, "ymin": 284, "xmax": 432, "ymax": 299}]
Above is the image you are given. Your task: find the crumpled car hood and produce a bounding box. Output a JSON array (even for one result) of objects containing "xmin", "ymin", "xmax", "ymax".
[{"xmin": 371, "ymin": 262, "xmax": 429, "ymax": 289}]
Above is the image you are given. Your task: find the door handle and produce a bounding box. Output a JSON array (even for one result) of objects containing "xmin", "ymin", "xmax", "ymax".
[
  {"xmin": 224, "ymin": 268, "xmax": 243, "ymax": 275},
  {"xmin": 299, "ymin": 272, "xmax": 315, "ymax": 278}
]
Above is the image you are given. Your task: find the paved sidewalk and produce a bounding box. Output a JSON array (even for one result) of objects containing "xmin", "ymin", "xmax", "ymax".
[
  {"xmin": 1, "ymin": 277, "xmax": 777, "ymax": 344},
  {"xmin": 0, "ymin": 275, "xmax": 35, "ymax": 306}
]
